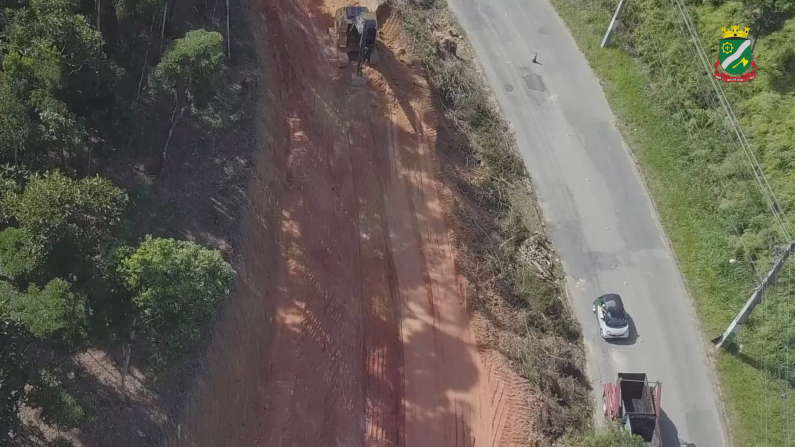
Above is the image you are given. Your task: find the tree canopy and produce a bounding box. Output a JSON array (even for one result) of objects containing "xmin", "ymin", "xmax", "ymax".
[
  {"xmin": 0, "ymin": 0, "xmax": 235, "ymax": 436},
  {"xmin": 120, "ymin": 235, "xmax": 235, "ymax": 347},
  {"xmin": 1, "ymin": 171, "xmax": 129, "ymax": 254},
  {"xmin": 0, "ymin": 227, "xmax": 43, "ymax": 279},
  {"xmin": 151, "ymin": 29, "xmax": 225, "ymax": 102},
  {"xmin": 8, "ymin": 278, "xmax": 87, "ymax": 342}
]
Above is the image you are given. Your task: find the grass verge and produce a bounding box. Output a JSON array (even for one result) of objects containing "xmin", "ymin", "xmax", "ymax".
[{"xmin": 548, "ymin": 0, "xmax": 792, "ymax": 445}]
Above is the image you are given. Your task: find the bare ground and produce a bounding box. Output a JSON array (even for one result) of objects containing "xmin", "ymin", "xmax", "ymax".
[{"xmin": 165, "ymin": 0, "xmax": 543, "ymax": 444}]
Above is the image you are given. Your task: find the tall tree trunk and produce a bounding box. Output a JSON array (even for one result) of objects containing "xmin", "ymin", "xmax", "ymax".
[
  {"xmin": 120, "ymin": 327, "xmax": 135, "ymax": 403},
  {"xmin": 226, "ymin": 0, "xmax": 231, "ymax": 59},
  {"xmin": 60, "ymin": 149, "xmax": 68, "ymax": 171},
  {"xmin": 159, "ymin": 2, "xmax": 168, "ymax": 56},
  {"xmin": 136, "ymin": 13, "xmax": 159, "ymax": 104},
  {"xmin": 160, "ymin": 92, "xmax": 189, "ymax": 174}
]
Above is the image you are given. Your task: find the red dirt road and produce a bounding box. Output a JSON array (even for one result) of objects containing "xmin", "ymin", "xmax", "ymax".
[{"xmin": 169, "ymin": 0, "xmax": 536, "ymax": 445}]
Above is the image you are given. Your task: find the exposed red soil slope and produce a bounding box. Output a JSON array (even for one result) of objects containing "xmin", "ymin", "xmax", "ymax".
[{"xmin": 167, "ymin": 0, "xmax": 538, "ymax": 445}]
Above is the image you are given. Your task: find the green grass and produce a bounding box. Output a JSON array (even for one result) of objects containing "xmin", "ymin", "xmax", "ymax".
[{"xmin": 549, "ymin": 1, "xmax": 793, "ymax": 446}]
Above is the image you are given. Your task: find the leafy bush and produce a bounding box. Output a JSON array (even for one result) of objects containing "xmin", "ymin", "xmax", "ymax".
[
  {"xmin": 563, "ymin": 423, "xmax": 646, "ymax": 447},
  {"xmin": 151, "ymin": 29, "xmax": 225, "ymax": 102},
  {"xmin": 9, "ymin": 278, "xmax": 87, "ymax": 342},
  {"xmin": 1, "ymin": 171, "xmax": 128, "ymax": 255},
  {"xmin": 120, "ymin": 236, "xmax": 236, "ymax": 350},
  {"xmin": 0, "ymin": 227, "xmax": 42, "ymax": 279}
]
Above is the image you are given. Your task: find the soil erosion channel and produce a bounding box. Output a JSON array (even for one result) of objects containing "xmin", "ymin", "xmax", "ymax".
[{"xmin": 170, "ymin": 0, "xmax": 535, "ymax": 445}]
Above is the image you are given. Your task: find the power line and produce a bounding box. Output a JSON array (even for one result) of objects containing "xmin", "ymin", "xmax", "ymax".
[
  {"xmin": 661, "ymin": 3, "xmax": 795, "ymax": 444},
  {"xmin": 668, "ymin": 0, "xmax": 778, "ymax": 230},
  {"xmin": 669, "ymin": 0, "xmax": 795, "ymax": 243},
  {"xmin": 666, "ymin": 12, "xmax": 767, "ymax": 279}
]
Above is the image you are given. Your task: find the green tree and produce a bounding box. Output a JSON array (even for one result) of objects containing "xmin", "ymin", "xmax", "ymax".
[
  {"xmin": 1, "ymin": 171, "xmax": 128, "ymax": 258},
  {"xmin": 0, "ymin": 37, "xmax": 70, "ymax": 165},
  {"xmin": 0, "ymin": 0, "xmax": 122, "ymax": 165},
  {"xmin": 0, "ymin": 227, "xmax": 44, "ymax": 280},
  {"xmin": 112, "ymin": 0, "xmax": 164, "ymax": 22},
  {"xmin": 115, "ymin": 236, "xmax": 234, "ymax": 400},
  {"xmin": 740, "ymin": 0, "xmax": 795, "ymax": 35},
  {"xmin": 120, "ymin": 236, "xmax": 234, "ymax": 345},
  {"xmin": 151, "ymin": 29, "xmax": 225, "ymax": 101},
  {"xmin": 8, "ymin": 278, "xmax": 87, "ymax": 343},
  {"xmin": 4, "ymin": 0, "xmax": 122, "ymax": 98},
  {"xmin": 149, "ymin": 29, "xmax": 224, "ymax": 170},
  {"xmin": 0, "ymin": 285, "xmax": 28, "ymax": 443},
  {"xmin": 0, "ymin": 82, "xmax": 34, "ymax": 164}
]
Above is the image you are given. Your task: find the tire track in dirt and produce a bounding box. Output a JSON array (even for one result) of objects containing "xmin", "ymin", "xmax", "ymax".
[
  {"xmin": 345, "ymin": 88, "xmax": 403, "ymax": 447},
  {"xmin": 170, "ymin": 0, "xmax": 539, "ymax": 444},
  {"xmin": 171, "ymin": 0, "xmax": 371, "ymax": 444},
  {"xmin": 370, "ymin": 10, "xmax": 542, "ymax": 447}
]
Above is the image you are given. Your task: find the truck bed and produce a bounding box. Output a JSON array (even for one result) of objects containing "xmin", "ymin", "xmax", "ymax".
[{"xmin": 616, "ymin": 373, "xmax": 662, "ymax": 446}]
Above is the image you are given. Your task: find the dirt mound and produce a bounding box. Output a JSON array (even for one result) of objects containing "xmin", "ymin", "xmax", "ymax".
[{"xmin": 167, "ymin": 0, "xmax": 540, "ymax": 445}]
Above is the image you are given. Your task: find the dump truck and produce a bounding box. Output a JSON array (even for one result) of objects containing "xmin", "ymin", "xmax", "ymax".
[{"xmin": 602, "ymin": 372, "xmax": 662, "ymax": 446}]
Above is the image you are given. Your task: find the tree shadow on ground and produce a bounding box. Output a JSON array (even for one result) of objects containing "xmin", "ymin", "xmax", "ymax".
[{"xmin": 13, "ymin": 350, "xmax": 165, "ymax": 447}]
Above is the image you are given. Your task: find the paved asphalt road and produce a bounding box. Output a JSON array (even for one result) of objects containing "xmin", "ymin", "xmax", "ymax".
[{"xmin": 444, "ymin": 0, "xmax": 729, "ymax": 446}]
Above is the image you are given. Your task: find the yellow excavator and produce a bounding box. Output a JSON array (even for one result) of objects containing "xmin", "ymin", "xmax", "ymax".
[{"xmin": 329, "ymin": 6, "xmax": 379, "ymax": 87}]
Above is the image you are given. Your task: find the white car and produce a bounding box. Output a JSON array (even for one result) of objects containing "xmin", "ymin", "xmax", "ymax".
[{"xmin": 592, "ymin": 293, "xmax": 630, "ymax": 339}]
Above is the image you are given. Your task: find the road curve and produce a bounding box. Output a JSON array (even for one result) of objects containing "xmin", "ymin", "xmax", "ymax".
[{"xmin": 444, "ymin": 0, "xmax": 729, "ymax": 446}]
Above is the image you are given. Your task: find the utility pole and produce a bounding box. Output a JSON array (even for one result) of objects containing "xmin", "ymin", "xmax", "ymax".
[
  {"xmin": 226, "ymin": 0, "xmax": 231, "ymax": 59},
  {"xmin": 712, "ymin": 242, "xmax": 795, "ymax": 350},
  {"xmin": 601, "ymin": 0, "xmax": 628, "ymax": 48}
]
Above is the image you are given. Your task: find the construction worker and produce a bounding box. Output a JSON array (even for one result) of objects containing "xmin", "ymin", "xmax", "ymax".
[{"xmin": 362, "ymin": 45, "xmax": 371, "ymax": 64}]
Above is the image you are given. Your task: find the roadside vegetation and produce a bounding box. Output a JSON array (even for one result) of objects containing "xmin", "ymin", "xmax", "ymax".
[
  {"xmin": 0, "ymin": 0, "xmax": 250, "ymax": 444},
  {"xmin": 390, "ymin": 0, "xmax": 647, "ymax": 443},
  {"xmin": 563, "ymin": 422, "xmax": 645, "ymax": 447},
  {"xmin": 549, "ymin": 0, "xmax": 795, "ymax": 445}
]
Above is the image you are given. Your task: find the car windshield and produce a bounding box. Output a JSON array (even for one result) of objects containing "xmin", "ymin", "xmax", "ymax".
[{"xmin": 605, "ymin": 310, "xmax": 627, "ymax": 328}]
